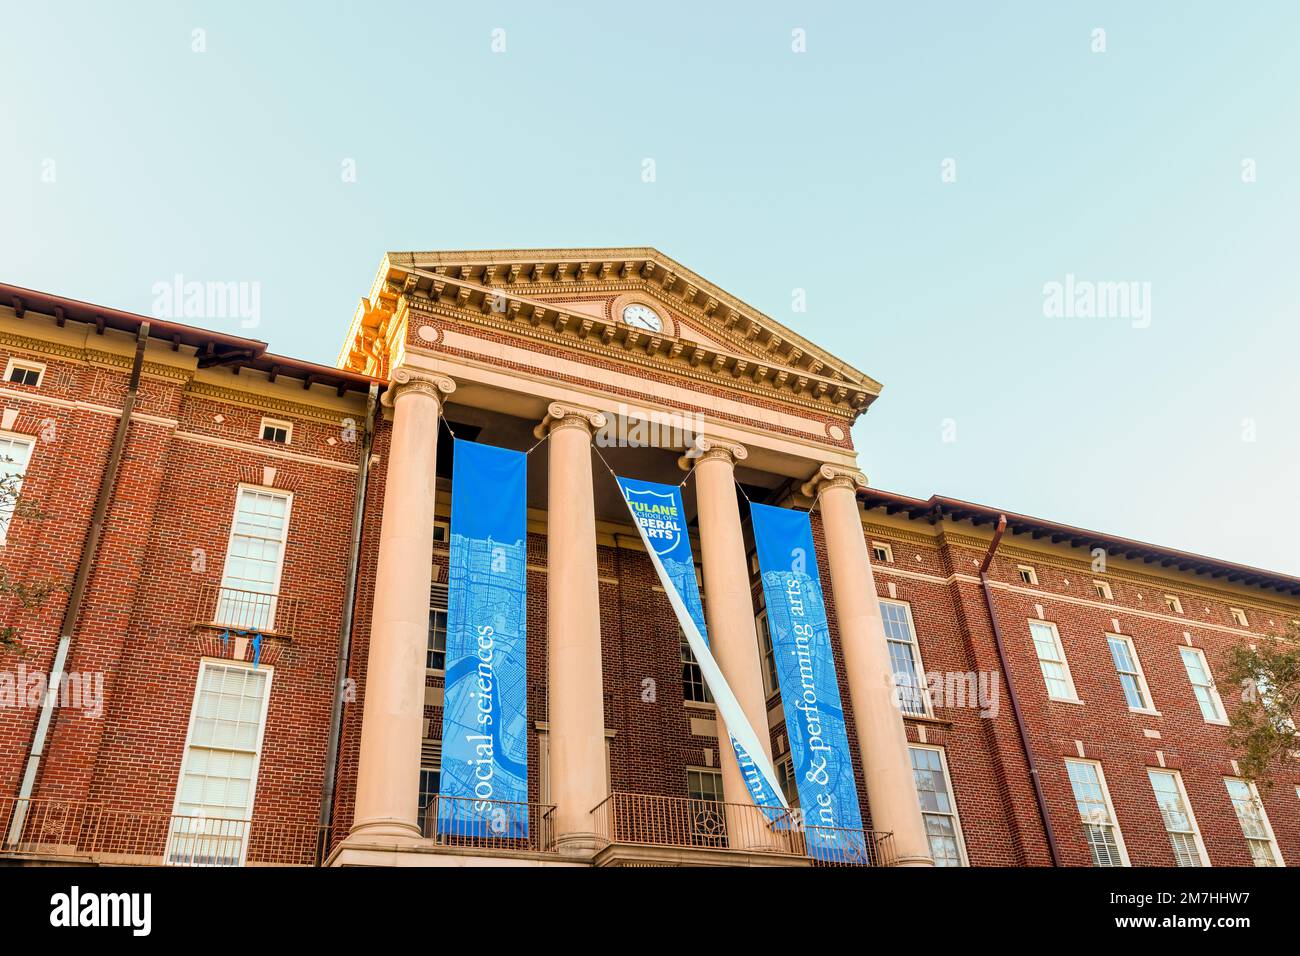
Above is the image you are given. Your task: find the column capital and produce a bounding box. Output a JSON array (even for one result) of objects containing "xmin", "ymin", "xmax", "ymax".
[
  {"xmin": 533, "ymin": 402, "xmax": 607, "ymax": 440},
  {"xmin": 380, "ymin": 368, "xmax": 456, "ymax": 410},
  {"xmin": 801, "ymin": 463, "xmax": 868, "ymax": 498},
  {"xmin": 677, "ymin": 435, "xmax": 747, "ymax": 472}
]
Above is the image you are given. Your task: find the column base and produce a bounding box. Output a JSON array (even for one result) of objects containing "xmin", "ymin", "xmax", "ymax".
[
  {"xmin": 552, "ymin": 831, "xmax": 602, "ymax": 859},
  {"xmin": 890, "ymin": 853, "xmax": 936, "ymax": 867},
  {"xmin": 347, "ymin": 818, "xmax": 423, "ymax": 842}
]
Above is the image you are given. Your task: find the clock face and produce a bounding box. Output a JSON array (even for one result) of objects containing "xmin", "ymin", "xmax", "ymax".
[{"xmin": 621, "ymin": 303, "xmax": 663, "ymax": 332}]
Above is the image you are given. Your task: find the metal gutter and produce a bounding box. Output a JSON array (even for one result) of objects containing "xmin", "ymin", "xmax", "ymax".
[{"xmin": 978, "ymin": 514, "xmax": 1061, "ymax": 866}]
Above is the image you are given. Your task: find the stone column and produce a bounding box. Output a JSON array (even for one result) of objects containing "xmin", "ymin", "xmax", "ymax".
[
  {"xmin": 804, "ymin": 465, "xmax": 934, "ymax": 866},
  {"xmin": 535, "ymin": 402, "xmax": 608, "ymax": 855},
  {"xmin": 350, "ymin": 369, "xmax": 454, "ymax": 841},
  {"xmin": 683, "ymin": 439, "xmax": 781, "ymax": 850}
]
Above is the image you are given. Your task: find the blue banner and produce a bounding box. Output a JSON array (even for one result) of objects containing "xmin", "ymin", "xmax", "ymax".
[
  {"xmin": 616, "ymin": 476, "xmax": 788, "ymax": 817},
  {"xmin": 438, "ymin": 439, "xmax": 529, "ymax": 839},
  {"xmin": 750, "ymin": 502, "xmax": 867, "ymax": 862}
]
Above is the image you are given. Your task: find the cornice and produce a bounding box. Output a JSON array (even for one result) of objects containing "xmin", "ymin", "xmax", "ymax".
[
  {"xmin": 383, "ymin": 248, "xmax": 879, "ymax": 392},
  {"xmin": 0, "ymin": 330, "xmax": 191, "ymax": 383},
  {"xmin": 863, "ymin": 520, "xmax": 1300, "ymax": 620},
  {"xmin": 186, "ymin": 380, "xmax": 354, "ymax": 425},
  {"xmin": 403, "ymin": 292, "xmax": 862, "ymax": 422}
]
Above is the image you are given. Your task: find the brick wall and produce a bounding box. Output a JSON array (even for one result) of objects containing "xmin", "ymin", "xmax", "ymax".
[{"xmin": 3, "ymin": 324, "xmax": 1296, "ymax": 868}]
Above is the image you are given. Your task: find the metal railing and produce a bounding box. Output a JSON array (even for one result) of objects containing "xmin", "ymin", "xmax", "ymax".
[
  {"xmin": 420, "ymin": 795, "xmax": 557, "ymax": 854},
  {"xmin": 590, "ymin": 792, "xmax": 894, "ymax": 864},
  {"xmin": 0, "ymin": 798, "xmax": 322, "ymax": 866},
  {"xmin": 801, "ymin": 825, "xmax": 896, "ymax": 866},
  {"xmin": 192, "ymin": 583, "xmax": 300, "ymax": 637},
  {"xmin": 592, "ymin": 791, "xmax": 803, "ymax": 855}
]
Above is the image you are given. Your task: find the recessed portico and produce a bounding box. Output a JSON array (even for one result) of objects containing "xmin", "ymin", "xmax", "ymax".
[{"xmin": 330, "ymin": 248, "xmax": 932, "ymax": 867}]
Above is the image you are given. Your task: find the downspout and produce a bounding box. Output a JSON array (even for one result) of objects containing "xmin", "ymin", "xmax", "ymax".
[
  {"xmin": 317, "ymin": 381, "xmax": 379, "ymax": 862},
  {"xmin": 7, "ymin": 322, "xmax": 150, "ymax": 846},
  {"xmin": 978, "ymin": 514, "xmax": 1062, "ymax": 866}
]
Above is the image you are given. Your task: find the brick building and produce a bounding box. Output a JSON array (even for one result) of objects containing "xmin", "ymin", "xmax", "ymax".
[{"xmin": 0, "ymin": 248, "xmax": 1295, "ymax": 868}]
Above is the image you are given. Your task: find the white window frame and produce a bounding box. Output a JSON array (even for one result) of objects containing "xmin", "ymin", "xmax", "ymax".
[
  {"xmin": 217, "ymin": 484, "xmax": 293, "ymax": 632},
  {"xmin": 1224, "ymin": 777, "xmax": 1283, "ymax": 866},
  {"xmin": 3, "ymin": 358, "xmax": 45, "ymax": 388},
  {"xmin": 755, "ymin": 609, "xmax": 779, "ymax": 700},
  {"xmin": 1106, "ymin": 633, "xmax": 1157, "ymax": 714},
  {"xmin": 258, "ymin": 417, "xmax": 292, "ymax": 445},
  {"xmin": 1164, "ymin": 594, "xmax": 1184, "ymax": 615},
  {"xmin": 880, "ymin": 598, "xmax": 931, "ymax": 717},
  {"xmin": 1028, "ymin": 620, "xmax": 1079, "ymax": 702},
  {"xmin": 169, "ymin": 659, "xmax": 274, "ymax": 867},
  {"xmin": 909, "ymin": 744, "xmax": 968, "ymax": 866},
  {"xmin": 680, "ymin": 628, "xmax": 713, "ymax": 707},
  {"xmin": 1229, "ymin": 607, "xmax": 1249, "ymax": 628},
  {"xmin": 1093, "ymin": 580, "xmax": 1113, "ymax": 600},
  {"xmin": 0, "ymin": 432, "xmax": 36, "ymax": 545},
  {"xmin": 1147, "ymin": 768, "xmax": 1210, "ymax": 867},
  {"xmin": 1017, "ymin": 565, "xmax": 1038, "ymax": 586},
  {"xmin": 417, "ymin": 741, "xmax": 442, "ymax": 837},
  {"xmin": 432, "ymin": 518, "xmax": 450, "ymax": 545},
  {"xmin": 1065, "ymin": 758, "xmax": 1130, "ymax": 867},
  {"xmin": 775, "ymin": 752, "xmax": 799, "ymax": 807},
  {"xmin": 870, "ymin": 541, "xmax": 894, "ymax": 564},
  {"xmin": 1178, "ymin": 645, "xmax": 1228, "ymax": 725},
  {"xmin": 427, "ymin": 582, "xmax": 448, "ymax": 674}
]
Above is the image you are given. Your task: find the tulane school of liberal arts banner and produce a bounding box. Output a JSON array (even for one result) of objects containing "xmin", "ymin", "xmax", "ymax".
[
  {"xmin": 438, "ymin": 439, "xmax": 529, "ymax": 838},
  {"xmin": 750, "ymin": 502, "xmax": 868, "ymax": 861},
  {"xmin": 615, "ymin": 475, "xmax": 788, "ymax": 816}
]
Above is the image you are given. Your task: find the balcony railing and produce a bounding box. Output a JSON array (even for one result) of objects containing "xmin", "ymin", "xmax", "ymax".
[
  {"xmin": 0, "ymin": 798, "xmax": 323, "ymax": 866},
  {"xmin": 420, "ymin": 795, "xmax": 557, "ymax": 855},
  {"xmin": 592, "ymin": 791, "xmax": 801, "ymax": 855},
  {"xmin": 591, "ymin": 791, "xmax": 894, "ymax": 865},
  {"xmin": 192, "ymin": 583, "xmax": 300, "ymax": 637},
  {"xmin": 801, "ymin": 825, "xmax": 896, "ymax": 867}
]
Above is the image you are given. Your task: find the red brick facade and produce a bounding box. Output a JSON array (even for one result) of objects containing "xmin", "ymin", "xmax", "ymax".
[{"xmin": 1, "ymin": 292, "xmax": 1296, "ymax": 868}]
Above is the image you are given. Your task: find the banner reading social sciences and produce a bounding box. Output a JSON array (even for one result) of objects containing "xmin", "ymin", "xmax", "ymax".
[
  {"xmin": 438, "ymin": 439, "xmax": 529, "ymax": 838},
  {"xmin": 616, "ymin": 475, "xmax": 788, "ymax": 817},
  {"xmin": 750, "ymin": 501, "xmax": 868, "ymax": 861}
]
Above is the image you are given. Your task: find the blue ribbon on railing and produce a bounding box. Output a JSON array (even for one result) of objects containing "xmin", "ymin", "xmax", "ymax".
[{"xmin": 218, "ymin": 627, "xmax": 265, "ymax": 668}]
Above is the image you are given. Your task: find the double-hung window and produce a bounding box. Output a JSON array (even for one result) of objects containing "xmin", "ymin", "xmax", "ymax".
[
  {"xmin": 217, "ymin": 487, "xmax": 292, "ymax": 632},
  {"xmin": 680, "ymin": 630, "xmax": 713, "ymax": 704},
  {"xmin": 881, "ymin": 599, "xmax": 929, "ymax": 716},
  {"xmin": 170, "ymin": 661, "xmax": 272, "ymax": 866},
  {"xmin": 0, "ymin": 434, "xmax": 35, "ymax": 543},
  {"xmin": 1065, "ymin": 759, "xmax": 1128, "ymax": 866},
  {"xmin": 756, "ymin": 610, "xmax": 779, "ymax": 699},
  {"xmin": 1148, "ymin": 769, "xmax": 1209, "ymax": 866},
  {"xmin": 1224, "ymin": 778, "xmax": 1282, "ymax": 866},
  {"xmin": 1029, "ymin": 621, "xmax": 1077, "ymax": 701},
  {"xmin": 1178, "ymin": 646, "xmax": 1227, "ymax": 724},
  {"xmin": 909, "ymin": 745, "xmax": 967, "ymax": 866},
  {"xmin": 1106, "ymin": 634, "xmax": 1154, "ymax": 712},
  {"xmin": 427, "ymin": 583, "xmax": 448, "ymax": 671}
]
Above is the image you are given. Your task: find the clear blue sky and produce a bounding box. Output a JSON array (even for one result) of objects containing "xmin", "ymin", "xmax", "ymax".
[{"xmin": 3, "ymin": 2, "xmax": 1297, "ymax": 574}]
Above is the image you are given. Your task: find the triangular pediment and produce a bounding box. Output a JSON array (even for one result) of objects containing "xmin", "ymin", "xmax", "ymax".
[{"xmin": 341, "ymin": 247, "xmax": 881, "ymax": 415}]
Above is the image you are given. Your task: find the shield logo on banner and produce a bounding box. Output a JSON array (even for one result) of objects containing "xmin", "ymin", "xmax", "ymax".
[{"xmin": 621, "ymin": 484, "xmax": 683, "ymax": 556}]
